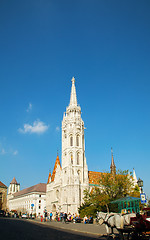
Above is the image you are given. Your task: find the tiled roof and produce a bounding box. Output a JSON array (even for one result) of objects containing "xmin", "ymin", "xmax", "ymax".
[
  {"xmin": 47, "ymin": 172, "xmax": 51, "ymax": 184},
  {"xmin": 0, "ymin": 181, "xmax": 7, "ymax": 188},
  {"xmin": 10, "ymin": 177, "xmax": 19, "ymax": 184},
  {"xmin": 88, "ymin": 171, "xmax": 106, "ymax": 185},
  {"xmin": 13, "ymin": 183, "xmax": 46, "ymax": 197},
  {"xmin": 51, "ymin": 155, "xmax": 61, "ymax": 182}
]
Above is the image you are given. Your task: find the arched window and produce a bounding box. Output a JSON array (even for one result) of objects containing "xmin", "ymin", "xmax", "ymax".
[
  {"xmin": 70, "ymin": 135, "xmax": 73, "ymax": 146},
  {"xmin": 76, "ymin": 135, "xmax": 79, "ymax": 146},
  {"xmin": 77, "ymin": 152, "xmax": 79, "ymax": 165},
  {"xmin": 71, "ymin": 153, "xmax": 73, "ymax": 164}
]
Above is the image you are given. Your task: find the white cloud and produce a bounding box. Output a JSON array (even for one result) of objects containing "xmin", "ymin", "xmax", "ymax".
[
  {"xmin": 26, "ymin": 103, "xmax": 32, "ymax": 112},
  {"xmin": 1, "ymin": 148, "xmax": 6, "ymax": 155},
  {"xmin": 13, "ymin": 150, "xmax": 18, "ymax": 155},
  {"xmin": 19, "ymin": 120, "xmax": 49, "ymax": 134},
  {"xmin": 56, "ymin": 126, "xmax": 60, "ymax": 132}
]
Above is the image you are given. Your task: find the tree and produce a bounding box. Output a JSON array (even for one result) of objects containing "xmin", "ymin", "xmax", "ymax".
[{"xmin": 79, "ymin": 170, "xmax": 140, "ymax": 217}]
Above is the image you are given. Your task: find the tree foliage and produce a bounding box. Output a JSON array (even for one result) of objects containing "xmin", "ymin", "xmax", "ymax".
[{"xmin": 79, "ymin": 170, "xmax": 140, "ymax": 217}]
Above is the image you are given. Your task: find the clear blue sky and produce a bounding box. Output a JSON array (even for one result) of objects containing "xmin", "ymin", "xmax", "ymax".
[{"xmin": 0, "ymin": 0, "xmax": 150, "ymax": 198}]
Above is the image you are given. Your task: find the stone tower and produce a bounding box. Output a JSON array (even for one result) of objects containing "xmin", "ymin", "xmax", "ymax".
[
  {"xmin": 8, "ymin": 177, "xmax": 20, "ymax": 195},
  {"xmin": 61, "ymin": 77, "xmax": 89, "ymax": 213},
  {"xmin": 46, "ymin": 77, "xmax": 89, "ymax": 214}
]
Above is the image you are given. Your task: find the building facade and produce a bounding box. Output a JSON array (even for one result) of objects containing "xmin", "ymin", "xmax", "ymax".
[{"xmin": 7, "ymin": 178, "xmax": 46, "ymax": 217}]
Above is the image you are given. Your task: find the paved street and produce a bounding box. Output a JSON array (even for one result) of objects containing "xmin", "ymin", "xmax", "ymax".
[{"xmin": 0, "ymin": 218, "xmax": 121, "ymax": 240}]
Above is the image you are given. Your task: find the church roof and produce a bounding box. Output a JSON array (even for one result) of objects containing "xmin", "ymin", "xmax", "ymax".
[
  {"xmin": 0, "ymin": 181, "xmax": 7, "ymax": 188},
  {"xmin": 10, "ymin": 177, "xmax": 19, "ymax": 184},
  {"xmin": 47, "ymin": 172, "xmax": 51, "ymax": 184},
  {"xmin": 13, "ymin": 183, "xmax": 46, "ymax": 197},
  {"xmin": 88, "ymin": 171, "xmax": 106, "ymax": 185},
  {"xmin": 51, "ymin": 155, "xmax": 61, "ymax": 182}
]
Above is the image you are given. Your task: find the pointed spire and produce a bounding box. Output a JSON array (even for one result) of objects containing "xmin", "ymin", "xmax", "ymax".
[
  {"xmin": 51, "ymin": 155, "xmax": 61, "ymax": 182},
  {"xmin": 69, "ymin": 77, "xmax": 77, "ymax": 106},
  {"xmin": 110, "ymin": 148, "xmax": 116, "ymax": 175},
  {"xmin": 10, "ymin": 177, "xmax": 18, "ymax": 184}
]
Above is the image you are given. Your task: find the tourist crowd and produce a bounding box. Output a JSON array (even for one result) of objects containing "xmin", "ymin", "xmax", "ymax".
[{"xmin": 43, "ymin": 212, "xmax": 93, "ymax": 224}]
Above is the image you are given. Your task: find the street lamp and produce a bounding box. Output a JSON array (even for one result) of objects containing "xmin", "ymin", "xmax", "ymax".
[{"xmin": 137, "ymin": 178, "xmax": 143, "ymax": 193}]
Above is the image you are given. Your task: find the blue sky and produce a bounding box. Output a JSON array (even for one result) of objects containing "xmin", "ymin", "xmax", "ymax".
[{"xmin": 0, "ymin": 0, "xmax": 150, "ymax": 198}]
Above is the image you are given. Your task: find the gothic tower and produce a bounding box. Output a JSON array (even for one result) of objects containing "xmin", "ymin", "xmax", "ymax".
[{"xmin": 61, "ymin": 77, "xmax": 89, "ymax": 213}]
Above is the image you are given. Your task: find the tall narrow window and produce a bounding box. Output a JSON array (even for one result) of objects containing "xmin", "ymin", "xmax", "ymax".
[
  {"xmin": 71, "ymin": 153, "xmax": 73, "ymax": 164},
  {"xmin": 77, "ymin": 152, "xmax": 79, "ymax": 165},
  {"xmin": 70, "ymin": 135, "xmax": 73, "ymax": 146},
  {"xmin": 76, "ymin": 135, "xmax": 79, "ymax": 146}
]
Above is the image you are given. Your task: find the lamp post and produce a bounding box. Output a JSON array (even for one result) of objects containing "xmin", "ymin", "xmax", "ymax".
[
  {"xmin": 137, "ymin": 177, "xmax": 147, "ymax": 206},
  {"xmin": 137, "ymin": 178, "xmax": 143, "ymax": 193}
]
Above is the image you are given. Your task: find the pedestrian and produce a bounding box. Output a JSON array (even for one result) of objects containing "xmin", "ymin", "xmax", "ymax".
[
  {"xmin": 50, "ymin": 212, "xmax": 53, "ymax": 221},
  {"xmin": 64, "ymin": 212, "xmax": 67, "ymax": 223},
  {"xmin": 56, "ymin": 212, "xmax": 58, "ymax": 221}
]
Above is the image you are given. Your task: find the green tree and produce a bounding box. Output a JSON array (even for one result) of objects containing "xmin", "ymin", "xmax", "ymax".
[{"xmin": 79, "ymin": 170, "xmax": 139, "ymax": 217}]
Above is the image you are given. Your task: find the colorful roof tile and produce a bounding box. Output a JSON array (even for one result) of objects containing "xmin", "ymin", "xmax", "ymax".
[
  {"xmin": 51, "ymin": 155, "xmax": 61, "ymax": 182},
  {"xmin": 88, "ymin": 171, "xmax": 104, "ymax": 185},
  {"xmin": 47, "ymin": 172, "xmax": 51, "ymax": 184}
]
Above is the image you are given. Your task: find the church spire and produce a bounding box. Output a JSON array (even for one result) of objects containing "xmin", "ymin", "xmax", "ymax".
[
  {"xmin": 69, "ymin": 77, "xmax": 77, "ymax": 106},
  {"xmin": 110, "ymin": 148, "xmax": 116, "ymax": 175}
]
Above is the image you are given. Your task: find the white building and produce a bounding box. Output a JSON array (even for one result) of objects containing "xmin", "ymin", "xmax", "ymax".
[
  {"xmin": 7, "ymin": 177, "xmax": 46, "ymax": 217},
  {"xmin": 46, "ymin": 77, "xmax": 139, "ymax": 215},
  {"xmin": 46, "ymin": 77, "xmax": 89, "ymax": 214}
]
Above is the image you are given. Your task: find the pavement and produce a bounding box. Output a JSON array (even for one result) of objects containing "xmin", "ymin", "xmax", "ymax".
[{"xmin": 30, "ymin": 218, "xmax": 113, "ymax": 237}]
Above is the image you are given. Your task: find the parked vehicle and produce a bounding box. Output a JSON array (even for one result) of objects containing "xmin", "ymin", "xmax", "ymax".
[
  {"xmin": 0, "ymin": 210, "xmax": 5, "ymax": 217},
  {"xmin": 22, "ymin": 214, "xmax": 28, "ymax": 219}
]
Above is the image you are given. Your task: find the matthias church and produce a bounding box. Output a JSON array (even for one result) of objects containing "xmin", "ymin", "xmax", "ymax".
[
  {"xmin": 6, "ymin": 77, "xmax": 138, "ymax": 216},
  {"xmin": 46, "ymin": 77, "xmax": 138, "ymax": 214}
]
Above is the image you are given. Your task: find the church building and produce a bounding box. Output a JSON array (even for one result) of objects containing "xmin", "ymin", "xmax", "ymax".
[{"xmin": 46, "ymin": 77, "xmax": 138, "ymax": 215}]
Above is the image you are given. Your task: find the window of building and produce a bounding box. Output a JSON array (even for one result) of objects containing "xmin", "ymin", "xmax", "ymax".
[
  {"xmin": 39, "ymin": 200, "xmax": 41, "ymax": 203},
  {"xmin": 39, "ymin": 205, "xmax": 41, "ymax": 209},
  {"xmin": 70, "ymin": 135, "xmax": 73, "ymax": 146},
  {"xmin": 77, "ymin": 152, "xmax": 79, "ymax": 165},
  {"xmin": 76, "ymin": 135, "xmax": 79, "ymax": 146},
  {"xmin": 71, "ymin": 153, "xmax": 73, "ymax": 164},
  {"xmin": 39, "ymin": 195, "xmax": 41, "ymax": 197}
]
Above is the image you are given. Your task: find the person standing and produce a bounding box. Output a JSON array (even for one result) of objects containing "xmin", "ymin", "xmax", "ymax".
[{"xmin": 50, "ymin": 212, "xmax": 53, "ymax": 221}]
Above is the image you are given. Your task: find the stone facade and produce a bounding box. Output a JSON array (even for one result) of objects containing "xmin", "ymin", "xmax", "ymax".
[{"xmin": 0, "ymin": 181, "xmax": 7, "ymax": 211}]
